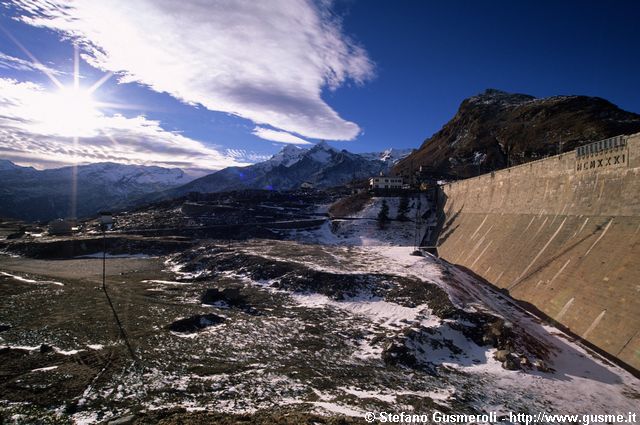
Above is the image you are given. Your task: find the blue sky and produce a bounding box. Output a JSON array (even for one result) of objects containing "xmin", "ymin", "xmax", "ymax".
[{"xmin": 0, "ymin": 1, "xmax": 638, "ymax": 173}]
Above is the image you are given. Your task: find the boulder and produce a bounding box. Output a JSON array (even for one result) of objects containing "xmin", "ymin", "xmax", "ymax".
[
  {"xmin": 502, "ymin": 356, "xmax": 520, "ymax": 370},
  {"xmin": 167, "ymin": 314, "xmax": 225, "ymax": 333}
]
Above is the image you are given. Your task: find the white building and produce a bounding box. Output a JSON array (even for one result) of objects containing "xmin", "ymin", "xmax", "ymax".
[{"xmin": 369, "ymin": 176, "xmax": 403, "ymax": 189}]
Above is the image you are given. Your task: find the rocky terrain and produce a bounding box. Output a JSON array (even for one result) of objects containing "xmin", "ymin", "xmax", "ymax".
[
  {"xmin": 393, "ymin": 89, "xmax": 640, "ymax": 178},
  {"xmin": 111, "ymin": 189, "xmax": 334, "ymax": 242},
  {"xmin": 0, "ymin": 192, "xmax": 638, "ymax": 424}
]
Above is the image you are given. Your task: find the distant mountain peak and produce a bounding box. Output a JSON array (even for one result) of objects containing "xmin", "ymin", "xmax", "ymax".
[
  {"xmin": 0, "ymin": 159, "xmax": 34, "ymax": 171},
  {"xmin": 306, "ymin": 141, "xmax": 339, "ymax": 164},
  {"xmin": 268, "ymin": 144, "xmax": 306, "ymax": 168},
  {"xmin": 482, "ymin": 88, "xmax": 519, "ymax": 97},
  {"xmin": 0, "ymin": 159, "xmax": 19, "ymax": 170},
  {"xmin": 281, "ymin": 144, "xmax": 302, "ymax": 153},
  {"xmin": 311, "ymin": 140, "xmax": 337, "ymax": 152}
]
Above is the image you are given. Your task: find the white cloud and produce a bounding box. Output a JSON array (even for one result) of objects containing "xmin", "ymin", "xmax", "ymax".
[
  {"xmin": 0, "ymin": 77, "xmax": 249, "ymax": 171},
  {"xmin": 252, "ymin": 126, "xmax": 311, "ymax": 145},
  {"xmin": 225, "ymin": 148, "xmax": 271, "ymax": 163},
  {"xmin": 0, "ymin": 51, "xmax": 62, "ymax": 75},
  {"xmin": 10, "ymin": 0, "xmax": 374, "ymax": 141}
]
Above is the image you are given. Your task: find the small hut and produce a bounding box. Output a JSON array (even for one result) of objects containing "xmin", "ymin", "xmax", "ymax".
[{"xmin": 48, "ymin": 219, "xmax": 73, "ymax": 236}]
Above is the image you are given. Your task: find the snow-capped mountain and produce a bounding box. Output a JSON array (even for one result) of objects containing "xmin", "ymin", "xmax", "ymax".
[
  {"xmin": 0, "ymin": 161, "xmax": 193, "ymax": 221},
  {"xmin": 265, "ymin": 144, "xmax": 307, "ymax": 168},
  {"xmin": 161, "ymin": 142, "xmax": 400, "ymax": 198},
  {"xmin": 74, "ymin": 162, "xmax": 190, "ymax": 188}
]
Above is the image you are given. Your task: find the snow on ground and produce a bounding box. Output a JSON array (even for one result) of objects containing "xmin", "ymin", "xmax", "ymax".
[
  {"xmin": 87, "ymin": 344, "xmax": 104, "ymax": 350},
  {"xmin": 141, "ymin": 279, "xmax": 191, "ymax": 285},
  {"xmin": 0, "ymin": 344, "xmax": 83, "ymax": 355},
  {"xmin": 291, "ymin": 292, "xmax": 433, "ymax": 329},
  {"xmin": 310, "ymin": 401, "xmax": 366, "ymax": 417},
  {"xmin": 0, "ymin": 271, "xmax": 64, "ymax": 286},
  {"xmin": 338, "ymin": 385, "xmax": 455, "ymax": 405},
  {"xmin": 265, "ymin": 208, "xmax": 640, "ymax": 416},
  {"xmin": 191, "ymin": 235, "xmax": 639, "ymax": 416},
  {"xmin": 294, "ymin": 195, "xmax": 430, "ymax": 247},
  {"xmin": 356, "ymin": 245, "xmax": 638, "ymax": 413},
  {"xmin": 31, "ymin": 366, "xmax": 59, "ymax": 372}
]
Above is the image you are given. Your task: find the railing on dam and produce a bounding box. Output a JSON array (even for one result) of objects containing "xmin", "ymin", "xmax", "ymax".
[
  {"xmin": 576, "ymin": 135, "xmax": 627, "ymax": 158},
  {"xmin": 443, "ymin": 134, "xmax": 633, "ymax": 189}
]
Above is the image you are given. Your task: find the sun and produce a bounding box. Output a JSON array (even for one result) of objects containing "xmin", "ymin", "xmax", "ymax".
[
  {"xmin": 36, "ymin": 86, "xmax": 102, "ymax": 138},
  {"xmin": 3, "ymin": 42, "xmax": 113, "ymax": 138}
]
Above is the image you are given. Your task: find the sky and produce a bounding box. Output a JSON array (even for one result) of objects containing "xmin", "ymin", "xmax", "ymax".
[{"xmin": 0, "ymin": 0, "xmax": 639, "ymax": 174}]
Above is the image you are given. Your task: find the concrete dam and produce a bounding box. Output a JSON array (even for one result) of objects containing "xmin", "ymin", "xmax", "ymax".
[{"xmin": 436, "ymin": 132, "xmax": 640, "ymax": 371}]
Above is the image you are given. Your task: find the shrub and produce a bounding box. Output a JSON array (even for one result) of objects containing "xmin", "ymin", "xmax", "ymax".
[{"xmin": 377, "ymin": 200, "xmax": 390, "ymax": 229}]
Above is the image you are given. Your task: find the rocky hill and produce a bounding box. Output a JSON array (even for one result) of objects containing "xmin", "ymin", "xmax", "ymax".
[{"xmin": 393, "ymin": 89, "xmax": 640, "ymax": 179}]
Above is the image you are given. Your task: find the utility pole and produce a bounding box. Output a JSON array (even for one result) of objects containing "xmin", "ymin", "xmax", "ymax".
[
  {"xmin": 98, "ymin": 212, "xmax": 136, "ymax": 361},
  {"xmin": 99, "ymin": 212, "xmax": 113, "ymax": 291},
  {"xmin": 102, "ymin": 226, "xmax": 106, "ymax": 291}
]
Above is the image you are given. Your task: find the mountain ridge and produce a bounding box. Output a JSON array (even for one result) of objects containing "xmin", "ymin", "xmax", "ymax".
[
  {"xmin": 0, "ymin": 144, "xmax": 410, "ymax": 221},
  {"xmin": 154, "ymin": 143, "xmax": 410, "ymax": 200},
  {"xmin": 0, "ymin": 161, "xmax": 193, "ymax": 221}
]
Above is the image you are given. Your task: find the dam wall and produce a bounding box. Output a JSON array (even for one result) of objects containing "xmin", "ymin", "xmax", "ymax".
[{"xmin": 437, "ymin": 132, "xmax": 640, "ymax": 370}]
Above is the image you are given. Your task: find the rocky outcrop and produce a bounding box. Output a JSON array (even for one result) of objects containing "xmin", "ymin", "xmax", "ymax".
[{"xmin": 394, "ymin": 89, "xmax": 640, "ymax": 179}]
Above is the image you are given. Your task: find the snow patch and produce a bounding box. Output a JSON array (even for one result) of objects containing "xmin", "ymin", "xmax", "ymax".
[
  {"xmin": 31, "ymin": 366, "xmax": 59, "ymax": 372},
  {"xmin": 292, "ymin": 292, "xmax": 428, "ymax": 329},
  {"xmin": 142, "ymin": 279, "xmax": 191, "ymax": 285},
  {"xmin": 0, "ymin": 271, "xmax": 64, "ymax": 286}
]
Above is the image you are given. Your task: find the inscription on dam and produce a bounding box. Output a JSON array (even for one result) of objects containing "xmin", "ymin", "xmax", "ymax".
[
  {"xmin": 575, "ymin": 135, "xmax": 628, "ymax": 172},
  {"xmin": 575, "ymin": 151, "xmax": 627, "ymax": 171}
]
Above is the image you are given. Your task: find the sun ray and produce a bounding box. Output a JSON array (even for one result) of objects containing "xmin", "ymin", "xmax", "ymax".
[
  {"xmin": 94, "ymin": 101, "xmax": 161, "ymax": 112},
  {"xmin": 1, "ymin": 27, "xmax": 153, "ymax": 136},
  {"xmin": 88, "ymin": 71, "xmax": 114, "ymax": 95},
  {"xmin": 73, "ymin": 44, "xmax": 80, "ymax": 89},
  {"xmin": 0, "ymin": 23, "xmax": 64, "ymax": 89},
  {"xmin": 70, "ymin": 135, "xmax": 78, "ymax": 219},
  {"xmin": 69, "ymin": 46, "xmax": 81, "ymax": 219}
]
